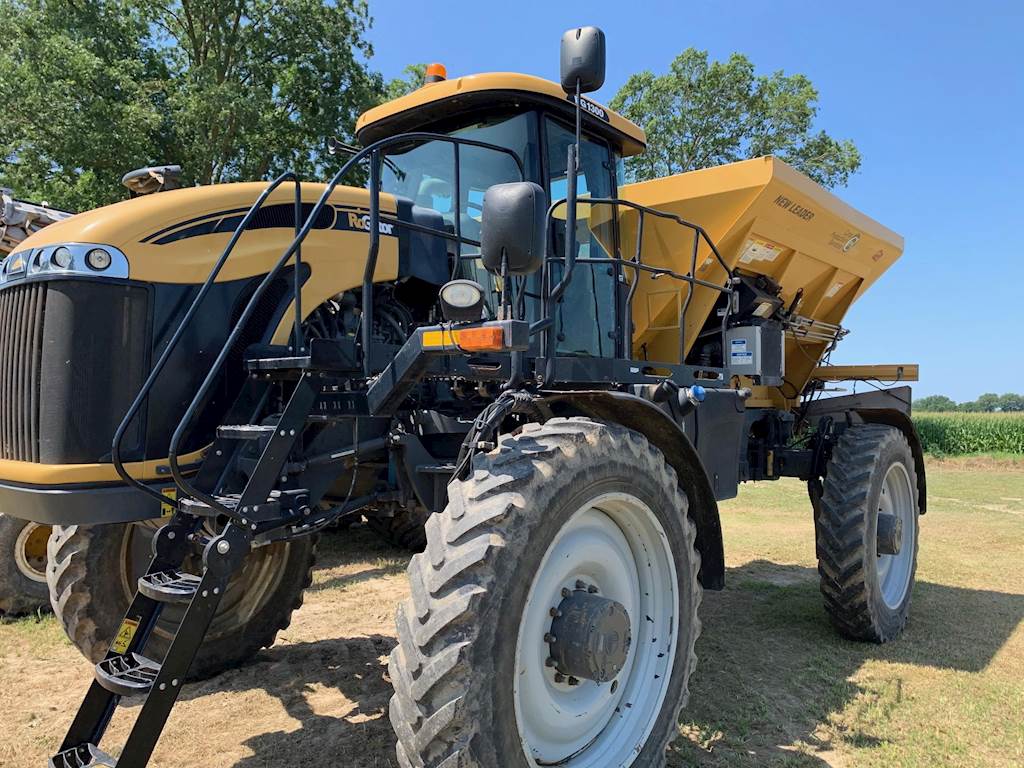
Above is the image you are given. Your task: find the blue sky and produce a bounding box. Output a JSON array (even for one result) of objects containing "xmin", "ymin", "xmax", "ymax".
[{"xmin": 366, "ymin": 0, "xmax": 1023, "ymax": 402}]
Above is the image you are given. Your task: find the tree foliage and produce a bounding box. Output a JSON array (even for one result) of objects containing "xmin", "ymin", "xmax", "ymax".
[
  {"xmin": 384, "ymin": 64, "xmax": 427, "ymax": 101},
  {"xmin": 0, "ymin": 0, "xmax": 382, "ymax": 210},
  {"xmin": 610, "ymin": 49, "xmax": 861, "ymax": 188},
  {"xmin": 913, "ymin": 393, "xmax": 1024, "ymax": 412}
]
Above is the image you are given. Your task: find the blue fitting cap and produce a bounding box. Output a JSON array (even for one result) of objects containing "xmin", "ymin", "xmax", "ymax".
[{"xmin": 690, "ymin": 385, "xmax": 707, "ymax": 402}]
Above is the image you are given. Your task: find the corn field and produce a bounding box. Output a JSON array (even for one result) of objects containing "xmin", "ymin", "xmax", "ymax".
[{"xmin": 912, "ymin": 412, "xmax": 1024, "ymax": 455}]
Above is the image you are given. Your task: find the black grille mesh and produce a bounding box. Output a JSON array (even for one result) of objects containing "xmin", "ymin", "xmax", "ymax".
[{"xmin": 0, "ymin": 282, "xmax": 46, "ymax": 461}]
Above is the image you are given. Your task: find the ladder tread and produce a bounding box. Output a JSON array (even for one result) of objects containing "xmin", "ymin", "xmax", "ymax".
[
  {"xmin": 49, "ymin": 744, "xmax": 117, "ymax": 767},
  {"xmin": 95, "ymin": 653, "xmax": 162, "ymax": 697},
  {"xmin": 216, "ymin": 424, "xmax": 276, "ymax": 440},
  {"xmin": 137, "ymin": 570, "xmax": 202, "ymax": 604}
]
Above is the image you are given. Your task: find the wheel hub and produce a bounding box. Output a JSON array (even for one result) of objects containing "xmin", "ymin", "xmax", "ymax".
[
  {"xmin": 15, "ymin": 522, "xmax": 50, "ymax": 583},
  {"xmin": 548, "ymin": 584, "xmax": 631, "ymax": 683},
  {"xmin": 876, "ymin": 512, "xmax": 903, "ymax": 556}
]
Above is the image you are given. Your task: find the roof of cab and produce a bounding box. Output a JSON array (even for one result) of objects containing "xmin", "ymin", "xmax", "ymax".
[{"xmin": 355, "ymin": 72, "xmax": 647, "ymax": 157}]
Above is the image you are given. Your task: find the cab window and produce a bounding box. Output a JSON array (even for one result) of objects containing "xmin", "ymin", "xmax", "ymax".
[{"xmin": 545, "ymin": 117, "xmax": 617, "ymax": 357}]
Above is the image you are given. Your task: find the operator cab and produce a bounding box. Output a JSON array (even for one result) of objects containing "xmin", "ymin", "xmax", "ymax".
[{"xmin": 355, "ymin": 72, "xmax": 646, "ymax": 358}]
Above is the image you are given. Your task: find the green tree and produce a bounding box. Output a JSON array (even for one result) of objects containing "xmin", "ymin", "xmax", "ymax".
[
  {"xmin": 0, "ymin": 0, "xmax": 383, "ymax": 210},
  {"xmin": 146, "ymin": 0, "xmax": 382, "ymax": 186},
  {"xmin": 998, "ymin": 393, "xmax": 1024, "ymax": 412},
  {"xmin": 913, "ymin": 394, "xmax": 958, "ymax": 412},
  {"xmin": 610, "ymin": 49, "xmax": 861, "ymax": 188},
  {"xmin": 0, "ymin": 1, "xmax": 166, "ymax": 211},
  {"xmin": 385, "ymin": 64, "xmax": 427, "ymax": 101}
]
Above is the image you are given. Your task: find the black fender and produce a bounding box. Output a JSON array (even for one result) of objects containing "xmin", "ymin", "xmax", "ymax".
[
  {"xmin": 543, "ymin": 390, "xmax": 726, "ymax": 591},
  {"xmin": 802, "ymin": 387, "xmax": 927, "ymax": 515}
]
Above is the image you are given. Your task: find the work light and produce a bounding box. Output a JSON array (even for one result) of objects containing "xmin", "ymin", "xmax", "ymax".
[{"xmin": 439, "ymin": 279, "xmax": 485, "ymax": 323}]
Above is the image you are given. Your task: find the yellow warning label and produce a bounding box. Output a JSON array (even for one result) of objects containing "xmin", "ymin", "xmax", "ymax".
[
  {"xmin": 112, "ymin": 617, "xmax": 140, "ymax": 654},
  {"xmin": 160, "ymin": 486, "xmax": 177, "ymax": 517}
]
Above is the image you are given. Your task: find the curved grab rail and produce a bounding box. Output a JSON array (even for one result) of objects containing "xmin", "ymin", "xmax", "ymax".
[
  {"xmin": 166, "ymin": 132, "xmax": 525, "ymax": 515},
  {"xmin": 111, "ymin": 173, "xmax": 302, "ymax": 508},
  {"xmin": 537, "ymin": 196, "xmax": 735, "ymax": 374}
]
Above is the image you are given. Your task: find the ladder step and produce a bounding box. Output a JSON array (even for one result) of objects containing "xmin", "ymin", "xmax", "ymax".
[
  {"xmin": 217, "ymin": 424, "xmax": 276, "ymax": 440},
  {"xmin": 49, "ymin": 744, "xmax": 117, "ymax": 768},
  {"xmin": 179, "ymin": 494, "xmax": 280, "ymax": 520},
  {"xmin": 138, "ymin": 570, "xmax": 202, "ymax": 604},
  {"xmin": 95, "ymin": 653, "xmax": 161, "ymax": 696},
  {"xmin": 178, "ymin": 494, "xmax": 239, "ymax": 517},
  {"xmin": 246, "ymin": 337, "xmax": 359, "ymax": 374}
]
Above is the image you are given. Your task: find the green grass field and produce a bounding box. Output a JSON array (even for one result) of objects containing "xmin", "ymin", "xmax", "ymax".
[
  {"xmin": 1, "ymin": 459, "xmax": 1021, "ymax": 767},
  {"xmin": 671, "ymin": 458, "xmax": 1024, "ymax": 767}
]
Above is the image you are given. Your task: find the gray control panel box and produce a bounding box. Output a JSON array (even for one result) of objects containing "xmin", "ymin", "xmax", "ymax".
[{"xmin": 726, "ymin": 323, "xmax": 785, "ymax": 386}]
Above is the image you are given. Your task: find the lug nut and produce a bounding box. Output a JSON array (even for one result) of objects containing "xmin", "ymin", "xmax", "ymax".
[
  {"xmin": 544, "ymin": 633, "xmax": 556, "ymax": 643},
  {"xmin": 545, "ymin": 657, "xmax": 556, "ymax": 668},
  {"xmin": 588, "ymin": 584, "xmax": 599, "ymax": 594},
  {"xmin": 568, "ymin": 676, "xmax": 580, "ymax": 686},
  {"xmin": 549, "ymin": 607, "xmax": 561, "ymax": 618},
  {"xmin": 575, "ymin": 580, "xmax": 586, "ymax": 590},
  {"xmin": 561, "ymin": 587, "xmax": 571, "ymax": 598},
  {"xmin": 554, "ymin": 673, "xmax": 565, "ymax": 684}
]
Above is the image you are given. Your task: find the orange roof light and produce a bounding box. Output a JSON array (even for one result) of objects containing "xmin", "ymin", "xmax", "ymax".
[{"xmin": 425, "ymin": 63, "xmax": 447, "ymax": 83}]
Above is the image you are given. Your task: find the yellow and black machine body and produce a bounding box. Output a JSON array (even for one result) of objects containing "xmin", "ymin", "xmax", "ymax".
[{"xmin": 20, "ymin": 26, "xmax": 925, "ymax": 768}]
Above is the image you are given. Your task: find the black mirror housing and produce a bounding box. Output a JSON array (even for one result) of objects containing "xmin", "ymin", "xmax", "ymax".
[
  {"xmin": 481, "ymin": 182, "xmax": 547, "ymax": 276},
  {"xmin": 560, "ymin": 26, "xmax": 606, "ymax": 94}
]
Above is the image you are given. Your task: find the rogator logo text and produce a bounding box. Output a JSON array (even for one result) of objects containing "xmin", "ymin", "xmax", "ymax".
[{"xmin": 346, "ymin": 211, "xmax": 395, "ymax": 236}]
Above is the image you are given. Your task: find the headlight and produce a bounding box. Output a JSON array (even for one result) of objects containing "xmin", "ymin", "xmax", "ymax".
[
  {"xmin": 0, "ymin": 243, "xmax": 129, "ymax": 285},
  {"xmin": 51, "ymin": 246, "xmax": 73, "ymax": 269},
  {"xmin": 439, "ymin": 279, "xmax": 485, "ymax": 323},
  {"xmin": 86, "ymin": 248, "xmax": 112, "ymax": 271}
]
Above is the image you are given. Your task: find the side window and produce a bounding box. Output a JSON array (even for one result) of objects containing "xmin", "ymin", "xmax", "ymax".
[{"xmin": 545, "ymin": 117, "xmax": 617, "ymax": 357}]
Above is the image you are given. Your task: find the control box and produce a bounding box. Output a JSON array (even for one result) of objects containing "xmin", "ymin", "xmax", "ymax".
[{"xmin": 726, "ymin": 322, "xmax": 785, "ymax": 386}]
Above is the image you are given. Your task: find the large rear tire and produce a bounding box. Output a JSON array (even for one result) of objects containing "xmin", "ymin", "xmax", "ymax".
[
  {"xmin": 0, "ymin": 513, "xmax": 51, "ymax": 615},
  {"xmin": 816, "ymin": 424, "xmax": 920, "ymax": 642},
  {"xmin": 388, "ymin": 418, "xmax": 702, "ymax": 767},
  {"xmin": 47, "ymin": 522, "xmax": 316, "ymax": 678}
]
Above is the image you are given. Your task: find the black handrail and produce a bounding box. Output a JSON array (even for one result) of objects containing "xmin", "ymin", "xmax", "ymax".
[
  {"xmin": 164, "ymin": 132, "xmax": 524, "ymax": 516},
  {"xmin": 537, "ymin": 196, "xmax": 735, "ymax": 375},
  {"xmin": 111, "ymin": 173, "xmax": 303, "ymax": 508}
]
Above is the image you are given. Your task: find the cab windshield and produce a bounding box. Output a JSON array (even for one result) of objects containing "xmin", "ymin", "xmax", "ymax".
[{"xmin": 380, "ymin": 111, "xmax": 540, "ymax": 241}]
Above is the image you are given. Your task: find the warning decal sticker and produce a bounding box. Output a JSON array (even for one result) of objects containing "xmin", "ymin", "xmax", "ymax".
[
  {"xmin": 739, "ymin": 237, "xmax": 783, "ymax": 265},
  {"xmin": 112, "ymin": 617, "xmax": 141, "ymax": 655}
]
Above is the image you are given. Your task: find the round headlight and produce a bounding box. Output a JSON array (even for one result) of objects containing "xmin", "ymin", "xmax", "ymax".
[
  {"xmin": 51, "ymin": 246, "xmax": 72, "ymax": 269},
  {"xmin": 439, "ymin": 279, "xmax": 485, "ymax": 323},
  {"xmin": 86, "ymin": 248, "xmax": 112, "ymax": 271}
]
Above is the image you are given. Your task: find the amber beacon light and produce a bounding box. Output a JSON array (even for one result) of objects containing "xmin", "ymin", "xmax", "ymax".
[{"xmin": 425, "ymin": 62, "xmax": 447, "ymax": 83}]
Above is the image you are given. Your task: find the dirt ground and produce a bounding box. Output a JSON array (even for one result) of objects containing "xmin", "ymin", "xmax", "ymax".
[{"xmin": 2, "ymin": 459, "xmax": 1022, "ymax": 767}]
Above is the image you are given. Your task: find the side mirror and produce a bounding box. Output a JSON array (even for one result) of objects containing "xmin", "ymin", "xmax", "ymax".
[
  {"xmin": 481, "ymin": 182, "xmax": 547, "ymax": 276},
  {"xmin": 560, "ymin": 26, "xmax": 606, "ymax": 94}
]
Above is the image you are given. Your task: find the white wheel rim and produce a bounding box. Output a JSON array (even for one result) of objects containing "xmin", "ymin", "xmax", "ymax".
[
  {"xmin": 875, "ymin": 462, "xmax": 916, "ymax": 609},
  {"xmin": 14, "ymin": 522, "xmax": 49, "ymax": 583},
  {"xmin": 513, "ymin": 492, "xmax": 679, "ymax": 767}
]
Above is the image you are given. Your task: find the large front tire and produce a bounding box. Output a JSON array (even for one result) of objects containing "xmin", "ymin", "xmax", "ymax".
[
  {"xmin": 47, "ymin": 522, "xmax": 316, "ymax": 678},
  {"xmin": 0, "ymin": 514, "xmax": 51, "ymax": 615},
  {"xmin": 816, "ymin": 424, "xmax": 920, "ymax": 642},
  {"xmin": 388, "ymin": 418, "xmax": 702, "ymax": 768}
]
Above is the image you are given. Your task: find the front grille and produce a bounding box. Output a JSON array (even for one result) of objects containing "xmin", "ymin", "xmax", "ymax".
[
  {"xmin": 0, "ymin": 282, "xmax": 46, "ymax": 461},
  {"xmin": 0, "ymin": 280, "xmax": 151, "ymax": 464}
]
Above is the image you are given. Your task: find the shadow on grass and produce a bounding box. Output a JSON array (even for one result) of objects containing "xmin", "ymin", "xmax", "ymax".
[
  {"xmin": 670, "ymin": 560, "xmax": 1024, "ymax": 767},
  {"xmin": 161, "ymin": 555, "xmax": 1022, "ymax": 768}
]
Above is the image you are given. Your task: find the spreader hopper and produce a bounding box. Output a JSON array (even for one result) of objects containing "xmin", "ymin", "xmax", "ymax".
[{"xmin": 616, "ymin": 156, "xmax": 904, "ymax": 397}]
